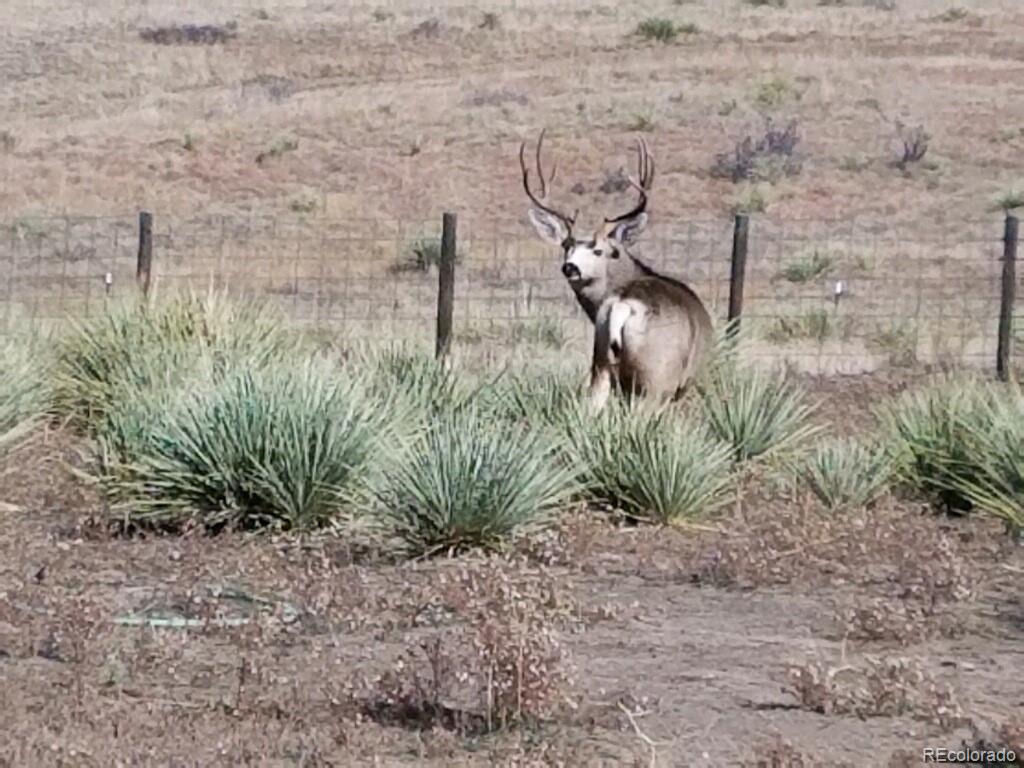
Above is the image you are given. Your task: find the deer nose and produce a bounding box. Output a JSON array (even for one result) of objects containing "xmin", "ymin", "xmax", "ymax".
[{"xmin": 561, "ymin": 262, "xmax": 580, "ymax": 280}]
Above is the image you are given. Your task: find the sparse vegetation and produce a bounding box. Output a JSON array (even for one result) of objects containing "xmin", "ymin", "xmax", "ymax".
[
  {"xmin": 255, "ymin": 137, "xmax": 298, "ymax": 165},
  {"xmin": 390, "ymin": 236, "xmax": 462, "ymax": 273},
  {"xmin": 776, "ymin": 250, "xmax": 833, "ymax": 283},
  {"xmin": 635, "ymin": 18, "xmax": 680, "ymax": 44},
  {"xmin": 139, "ymin": 21, "xmax": 238, "ymax": 45},
  {"xmin": 765, "ymin": 310, "xmax": 845, "ymax": 344},
  {"xmin": 754, "ymin": 77, "xmax": 797, "ymax": 110},
  {"xmin": 995, "ymin": 186, "xmax": 1024, "ymax": 211},
  {"xmin": 894, "ymin": 120, "xmax": 930, "ymax": 169}
]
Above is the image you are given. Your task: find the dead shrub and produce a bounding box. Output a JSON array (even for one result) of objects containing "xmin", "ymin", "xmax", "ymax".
[
  {"xmin": 139, "ymin": 21, "xmax": 238, "ymax": 45},
  {"xmin": 894, "ymin": 120, "xmax": 929, "ymax": 169},
  {"xmin": 355, "ymin": 557, "xmax": 576, "ymax": 734},
  {"xmin": 784, "ymin": 655, "xmax": 964, "ymax": 727},
  {"xmin": 711, "ymin": 117, "xmax": 803, "ymax": 183},
  {"xmin": 744, "ymin": 735, "xmax": 855, "ymax": 767}
]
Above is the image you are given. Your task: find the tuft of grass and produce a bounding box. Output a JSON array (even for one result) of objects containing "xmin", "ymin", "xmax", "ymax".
[
  {"xmin": 51, "ymin": 291, "xmax": 300, "ymax": 434},
  {"xmin": 390, "ymin": 236, "xmax": 462, "ymax": 273},
  {"xmin": 765, "ymin": 310, "xmax": 842, "ymax": 344},
  {"xmin": 0, "ymin": 333, "xmax": 51, "ymax": 458},
  {"xmin": 562, "ymin": 401, "xmax": 734, "ymax": 525},
  {"xmin": 634, "ymin": 18, "xmax": 679, "ymax": 43},
  {"xmin": 795, "ymin": 437, "xmax": 896, "ymax": 510},
  {"xmin": 936, "ymin": 7, "xmax": 968, "ymax": 22},
  {"xmin": 731, "ymin": 185, "xmax": 768, "ymax": 214},
  {"xmin": 91, "ymin": 356, "xmax": 397, "ymax": 532},
  {"xmin": 255, "ymin": 136, "xmax": 298, "ymax": 165},
  {"xmin": 753, "ymin": 77, "xmax": 796, "ymax": 110},
  {"xmin": 776, "ymin": 250, "xmax": 833, "ymax": 283},
  {"xmin": 368, "ymin": 407, "xmax": 578, "ymax": 555},
  {"xmin": 994, "ymin": 186, "xmax": 1024, "ymax": 212},
  {"xmin": 627, "ymin": 112, "xmax": 656, "ymax": 132},
  {"xmin": 697, "ymin": 366, "xmax": 820, "ymax": 466}
]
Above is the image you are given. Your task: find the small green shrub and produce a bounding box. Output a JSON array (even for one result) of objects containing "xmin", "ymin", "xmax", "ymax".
[
  {"xmin": 0, "ymin": 333, "xmax": 50, "ymax": 457},
  {"xmin": 563, "ymin": 401, "xmax": 734, "ymax": 525},
  {"xmin": 698, "ymin": 366, "xmax": 819, "ymax": 466},
  {"xmin": 776, "ymin": 251, "xmax": 832, "ymax": 283},
  {"xmin": 635, "ymin": 18, "xmax": 680, "ymax": 43},
  {"xmin": 796, "ymin": 437, "xmax": 895, "ymax": 510},
  {"xmin": 369, "ymin": 407, "xmax": 577, "ymax": 555},
  {"xmin": 93, "ymin": 357, "xmax": 395, "ymax": 532}
]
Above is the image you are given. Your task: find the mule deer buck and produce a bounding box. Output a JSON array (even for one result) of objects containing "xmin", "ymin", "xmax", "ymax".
[{"xmin": 520, "ymin": 129, "xmax": 713, "ymax": 412}]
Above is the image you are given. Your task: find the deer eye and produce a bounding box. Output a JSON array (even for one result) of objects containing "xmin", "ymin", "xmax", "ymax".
[{"xmin": 592, "ymin": 249, "xmax": 604, "ymax": 257}]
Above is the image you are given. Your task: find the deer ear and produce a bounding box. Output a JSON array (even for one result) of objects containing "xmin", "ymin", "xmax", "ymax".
[
  {"xmin": 528, "ymin": 208, "xmax": 570, "ymax": 247},
  {"xmin": 607, "ymin": 212, "xmax": 648, "ymax": 246}
]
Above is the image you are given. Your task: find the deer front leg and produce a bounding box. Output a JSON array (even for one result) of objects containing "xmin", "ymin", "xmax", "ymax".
[{"xmin": 588, "ymin": 364, "xmax": 612, "ymax": 414}]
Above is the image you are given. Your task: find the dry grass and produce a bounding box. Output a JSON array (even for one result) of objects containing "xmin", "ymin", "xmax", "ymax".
[{"xmin": 1, "ymin": 0, "xmax": 1021, "ymax": 230}]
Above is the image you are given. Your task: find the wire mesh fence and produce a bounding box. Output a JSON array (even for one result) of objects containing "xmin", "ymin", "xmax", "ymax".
[{"xmin": 0, "ymin": 211, "xmax": 1017, "ymax": 377}]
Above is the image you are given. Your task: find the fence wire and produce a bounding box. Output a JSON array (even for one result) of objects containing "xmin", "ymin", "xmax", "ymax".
[{"xmin": 0, "ymin": 212, "xmax": 1015, "ymax": 376}]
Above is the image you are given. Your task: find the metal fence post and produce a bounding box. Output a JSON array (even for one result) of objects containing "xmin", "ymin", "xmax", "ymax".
[
  {"xmin": 137, "ymin": 211, "xmax": 153, "ymax": 297},
  {"xmin": 436, "ymin": 212, "xmax": 457, "ymax": 359},
  {"xmin": 727, "ymin": 213, "xmax": 750, "ymax": 338},
  {"xmin": 997, "ymin": 213, "xmax": 1019, "ymax": 381}
]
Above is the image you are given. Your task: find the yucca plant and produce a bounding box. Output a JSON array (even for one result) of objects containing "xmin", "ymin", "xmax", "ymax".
[
  {"xmin": 931, "ymin": 383, "xmax": 1024, "ymax": 533},
  {"xmin": 350, "ymin": 343, "xmax": 473, "ymax": 415},
  {"xmin": 795, "ymin": 436, "xmax": 896, "ymax": 511},
  {"xmin": 0, "ymin": 333, "xmax": 51, "ymax": 458},
  {"xmin": 369, "ymin": 406, "xmax": 578, "ymax": 556},
  {"xmin": 92, "ymin": 356, "xmax": 398, "ymax": 532},
  {"xmin": 484, "ymin": 369, "xmax": 583, "ymax": 430},
  {"xmin": 878, "ymin": 378, "xmax": 993, "ymax": 514},
  {"xmin": 52, "ymin": 290, "xmax": 301, "ymax": 432},
  {"xmin": 562, "ymin": 400, "xmax": 734, "ymax": 525},
  {"xmin": 697, "ymin": 365, "xmax": 819, "ymax": 466}
]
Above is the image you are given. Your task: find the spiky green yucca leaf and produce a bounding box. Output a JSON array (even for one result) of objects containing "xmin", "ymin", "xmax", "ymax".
[
  {"xmin": 351, "ymin": 344, "xmax": 473, "ymax": 415},
  {"xmin": 94, "ymin": 356, "xmax": 397, "ymax": 531},
  {"xmin": 930, "ymin": 383, "xmax": 1024, "ymax": 532},
  {"xmin": 562, "ymin": 400, "xmax": 734, "ymax": 524},
  {"xmin": 485, "ymin": 369, "xmax": 583, "ymax": 430},
  {"xmin": 698, "ymin": 365, "xmax": 819, "ymax": 465},
  {"xmin": 878, "ymin": 378, "xmax": 993, "ymax": 514},
  {"xmin": 370, "ymin": 406, "xmax": 577, "ymax": 555},
  {"xmin": 52, "ymin": 290, "xmax": 301, "ymax": 432},
  {"xmin": 0, "ymin": 334, "xmax": 51, "ymax": 457},
  {"xmin": 796, "ymin": 437, "xmax": 895, "ymax": 511}
]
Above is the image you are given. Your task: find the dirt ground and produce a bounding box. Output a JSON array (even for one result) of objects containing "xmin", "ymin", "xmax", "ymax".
[{"xmin": 2, "ymin": 373, "xmax": 1021, "ymax": 767}]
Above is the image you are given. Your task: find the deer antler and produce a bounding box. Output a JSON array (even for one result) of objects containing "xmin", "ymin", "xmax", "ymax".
[
  {"xmin": 520, "ymin": 129, "xmax": 578, "ymax": 229},
  {"xmin": 605, "ymin": 137, "xmax": 655, "ymax": 224}
]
